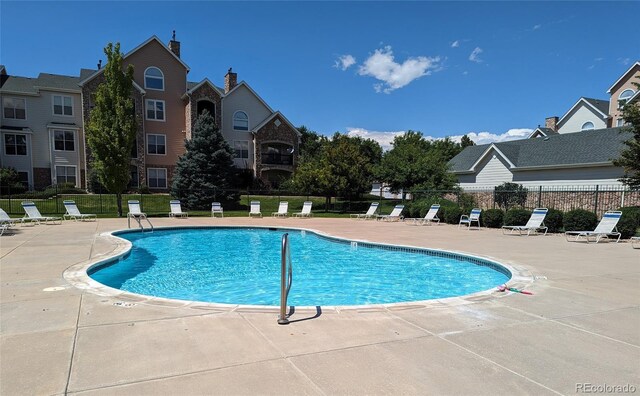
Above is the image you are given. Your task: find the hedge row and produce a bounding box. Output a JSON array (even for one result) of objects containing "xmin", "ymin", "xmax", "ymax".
[{"xmin": 403, "ymin": 199, "xmax": 640, "ymax": 239}]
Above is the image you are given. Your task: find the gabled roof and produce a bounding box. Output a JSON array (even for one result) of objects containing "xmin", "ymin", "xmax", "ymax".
[
  {"xmin": 184, "ymin": 78, "xmax": 224, "ymax": 97},
  {"xmin": 79, "ymin": 35, "xmax": 190, "ymax": 86},
  {"xmin": 225, "ymin": 81, "xmax": 274, "ymax": 113},
  {"xmin": 0, "ymin": 76, "xmax": 39, "ymax": 95},
  {"xmin": 607, "ymin": 61, "xmax": 640, "ymax": 93},
  {"xmin": 449, "ymin": 127, "xmax": 631, "ymax": 173},
  {"xmin": 557, "ymin": 97, "xmax": 609, "ymax": 128},
  {"xmin": 34, "ymin": 73, "xmax": 81, "ymax": 92},
  {"xmin": 252, "ymin": 111, "xmax": 301, "ymax": 136},
  {"xmin": 528, "ymin": 127, "xmax": 559, "ymax": 139}
]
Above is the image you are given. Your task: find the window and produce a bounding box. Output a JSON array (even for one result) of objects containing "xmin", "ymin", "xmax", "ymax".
[
  {"xmin": 233, "ymin": 111, "xmax": 248, "ymax": 130},
  {"xmin": 144, "ymin": 67, "xmax": 164, "ymax": 90},
  {"xmin": 129, "ymin": 166, "xmax": 139, "ymax": 188},
  {"xmin": 53, "ymin": 95, "xmax": 73, "ymax": 116},
  {"xmin": 147, "ymin": 168, "xmax": 167, "ymax": 188},
  {"xmin": 4, "ymin": 134, "xmax": 27, "ymax": 155},
  {"xmin": 3, "ymin": 97, "xmax": 26, "ymax": 119},
  {"xmin": 55, "ymin": 166, "xmax": 76, "ymax": 185},
  {"xmin": 147, "ymin": 134, "xmax": 166, "ymax": 155},
  {"xmin": 581, "ymin": 121, "xmax": 594, "ymax": 131},
  {"xmin": 146, "ymin": 99, "xmax": 165, "ymax": 121},
  {"xmin": 618, "ymin": 89, "xmax": 635, "ymax": 108},
  {"xmin": 53, "ymin": 130, "xmax": 75, "ymax": 151},
  {"xmin": 17, "ymin": 172, "xmax": 29, "ymax": 188},
  {"xmin": 234, "ymin": 141, "xmax": 249, "ymax": 159},
  {"xmin": 617, "ymin": 118, "xmax": 626, "ymax": 127}
]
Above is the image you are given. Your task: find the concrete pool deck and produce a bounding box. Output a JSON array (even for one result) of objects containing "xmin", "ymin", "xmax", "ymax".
[{"xmin": 1, "ymin": 217, "xmax": 638, "ymax": 395}]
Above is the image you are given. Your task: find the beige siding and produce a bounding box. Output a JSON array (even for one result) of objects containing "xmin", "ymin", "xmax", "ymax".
[
  {"xmin": 609, "ymin": 64, "xmax": 640, "ymax": 126},
  {"xmin": 125, "ymin": 39, "xmax": 187, "ymax": 167},
  {"xmin": 557, "ymin": 105, "xmax": 607, "ymax": 134}
]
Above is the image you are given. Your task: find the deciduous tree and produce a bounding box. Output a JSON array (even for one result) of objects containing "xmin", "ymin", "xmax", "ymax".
[
  {"xmin": 613, "ymin": 77, "xmax": 640, "ymax": 190},
  {"xmin": 86, "ymin": 42, "xmax": 138, "ymax": 216}
]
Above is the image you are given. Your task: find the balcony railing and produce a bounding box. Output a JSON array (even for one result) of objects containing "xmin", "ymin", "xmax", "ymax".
[{"xmin": 262, "ymin": 153, "xmax": 293, "ymax": 166}]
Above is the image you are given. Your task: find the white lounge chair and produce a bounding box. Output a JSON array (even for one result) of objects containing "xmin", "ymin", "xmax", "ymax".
[
  {"xmin": 631, "ymin": 236, "xmax": 640, "ymax": 249},
  {"xmin": 0, "ymin": 224, "xmax": 8, "ymax": 236},
  {"xmin": 1, "ymin": 208, "xmax": 24, "ymax": 227},
  {"xmin": 406, "ymin": 204, "xmax": 441, "ymax": 225},
  {"xmin": 565, "ymin": 211, "xmax": 622, "ymax": 243},
  {"xmin": 21, "ymin": 201, "xmax": 62, "ymax": 225},
  {"xmin": 459, "ymin": 208, "xmax": 482, "ymax": 229},
  {"xmin": 502, "ymin": 208, "xmax": 548, "ymax": 236},
  {"xmin": 249, "ymin": 201, "xmax": 262, "ymax": 218},
  {"xmin": 272, "ymin": 201, "xmax": 289, "ymax": 218},
  {"xmin": 168, "ymin": 200, "xmax": 188, "ymax": 218},
  {"xmin": 127, "ymin": 200, "xmax": 153, "ymax": 231},
  {"xmin": 376, "ymin": 205, "xmax": 405, "ymax": 222},
  {"xmin": 294, "ymin": 201, "xmax": 313, "ymax": 218},
  {"xmin": 350, "ymin": 202, "xmax": 379, "ymax": 220},
  {"xmin": 63, "ymin": 200, "xmax": 97, "ymax": 221},
  {"xmin": 211, "ymin": 202, "xmax": 224, "ymax": 218}
]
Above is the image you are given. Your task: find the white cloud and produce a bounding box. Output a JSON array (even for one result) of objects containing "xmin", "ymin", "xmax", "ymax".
[
  {"xmin": 346, "ymin": 127, "xmax": 533, "ymax": 150},
  {"xmin": 462, "ymin": 71, "xmax": 469, "ymax": 75},
  {"xmin": 449, "ymin": 128, "xmax": 533, "ymax": 145},
  {"xmin": 533, "ymin": 24, "xmax": 541, "ymax": 30},
  {"xmin": 358, "ymin": 46, "xmax": 441, "ymax": 93},
  {"xmin": 451, "ymin": 40, "xmax": 460, "ymax": 48},
  {"xmin": 334, "ymin": 54, "xmax": 356, "ymax": 71},
  {"xmin": 469, "ymin": 47, "xmax": 483, "ymax": 63},
  {"xmin": 618, "ymin": 57, "xmax": 631, "ymax": 66}
]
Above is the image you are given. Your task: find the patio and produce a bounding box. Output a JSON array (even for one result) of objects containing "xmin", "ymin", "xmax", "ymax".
[{"xmin": 1, "ymin": 217, "xmax": 638, "ymax": 395}]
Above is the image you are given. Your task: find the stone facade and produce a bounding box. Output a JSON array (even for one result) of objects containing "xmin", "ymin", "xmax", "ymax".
[
  {"xmin": 81, "ymin": 73, "xmax": 146, "ymax": 188},
  {"xmin": 253, "ymin": 114, "xmax": 299, "ymax": 182},
  {"xmin": 33, "ymin": 167, "xmax": 51, "ymax": 189},
  {"xmin": 186, "ymin": 83, "xmax": 223, "ymax": 138},
  {"xmin": 224, "ymin": 69, "xmax": 237, "ymax": 93}
]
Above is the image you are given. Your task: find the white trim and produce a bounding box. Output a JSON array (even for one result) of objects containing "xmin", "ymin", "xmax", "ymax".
[
  {"xmin": 46, "ymin": 124, "xmax": 79, "ymax": 130},
  {"xmin": 513, "ymin": 161, "xmax": 614, "ymax": 171},
  {"xmin": 557, "ymin": 97, "xmax": 608, "ymax": 128},
  {"xmin": 607, "ymin": 61, "xmax": 640, "ymax": 93},
  {"xmin": 147, "ymin": 167, "xmax": 167, "ymax": 189},
  {"xmin": 0, "ymin": 128, "xmax": 32, "ymax": 134},
  {"xmin": 2, "ymin": 132, "xmax": 29, "ymax": 156},
  {"xmin": 0, "ymin": 90, "xmax": 39, "ymax": 97},
  {"xmin": 224, "ymin": 81, "xmax": 274, "ymax": 113},
  {"xmin": 52, "ymin": 129, "xmax": 76, "ymax": 152},
  {"xmin": 185, "ymin": 78, "xmax": 224, "ymax": 96},
  {"xmin": 233, "ymin": 110, "xmax": 249, "ymax": 131},
  {"xmin": 144, "ymin": 66, "xmax": 165, "ymax": 91},
  {"xmin": 469, "ymin": 144, "xmax": 516, "ymax": 171},
  {"xmin": 2, "ymin": 97, "xmax": 27, "ymax": 121},
  {"xmin": 580, "ymin": 121, "xmax": 595, "ymax": 131},
  {"xmin": 145, "ymin": 99, "xmax": 166, "ymax": 121},
  {"xmin": 251, "ymin": 111, "xmax": 301, "ymax": 136},
  {"xmin": 146, "ymin": 133, "xmax": 167, "ymax": 156},
  {"xmin": 52, "ymin": 94, "xmax": 74, "ymax": 117},
  {"xmin": 78, "ymin": 36, "xmax": 190, "ymax": 86},
  {"xmin": 527, "ymin": 129, "xmax": 547, "ymax": 139},
  {"xmin": 54, "ymin": 164, "xmax": 78, "ymax": 187}
]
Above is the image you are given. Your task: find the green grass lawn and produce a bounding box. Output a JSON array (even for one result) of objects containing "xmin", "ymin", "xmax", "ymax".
[{"xmin": 0, "ymin": 193, "xmax": 403, "ymax": 218}]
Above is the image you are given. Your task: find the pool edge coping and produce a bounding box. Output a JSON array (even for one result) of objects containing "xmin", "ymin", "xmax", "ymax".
[{"xmin": 62, "ymin": 225, "xmax": 534, "ymax": 313}]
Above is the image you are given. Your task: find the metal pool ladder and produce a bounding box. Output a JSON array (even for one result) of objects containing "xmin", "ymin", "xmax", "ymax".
[{"xmin": 278, "ymin": 233, "xmax": 293, "ymax": 325}]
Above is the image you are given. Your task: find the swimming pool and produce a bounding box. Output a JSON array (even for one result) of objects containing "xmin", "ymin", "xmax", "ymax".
[{"xmin": 89, "ymin": 227, "xmax": 511, "ymax": 306}]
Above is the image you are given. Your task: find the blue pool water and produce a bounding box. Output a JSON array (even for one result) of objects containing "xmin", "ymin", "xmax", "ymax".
[{"xmin": 89, "ymin": 227, "xmax": 510, "ymax": 306}]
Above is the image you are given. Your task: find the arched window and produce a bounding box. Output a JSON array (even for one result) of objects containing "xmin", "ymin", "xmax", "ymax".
[
  {"xmin": 144, "ymin": 67, "xmax": 164, "ymax": 90},
  {"xmin": 233, "ymin": 111, "xmax": 249, "ymax": 130},
  {"xmin": 619, "ymin": 89, "xmax": 635, "ymax": 102},
  {"xmin": 581, "ymin": 121, "xmax": 594, "ymax": 131}
]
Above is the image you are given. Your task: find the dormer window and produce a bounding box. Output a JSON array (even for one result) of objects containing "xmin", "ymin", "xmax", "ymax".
[
  {"xmin": 581, "ymin": 121, "xmax": 594, "ymax": 131},
  {"xmin": 233, "ymin": 111, "xmax": 249, "ymax": 130},
  {"xmin": 144, "ymin": 67, "xmax": 164, "ymax": 91}
]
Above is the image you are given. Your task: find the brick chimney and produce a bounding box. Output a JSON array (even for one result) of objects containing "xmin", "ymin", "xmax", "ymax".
[
  {"xmin": 168, "ymin": 30, "xmax": 180, "ymax": 58},
  {"xmin": 545, "ymin": 116, "xmax": 559, "ymax": 132},
  {"xmin": 225, "ymin": 68, "xmax": 237, "ymax": 93}
]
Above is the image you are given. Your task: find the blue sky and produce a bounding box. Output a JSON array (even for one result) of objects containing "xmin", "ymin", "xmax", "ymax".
[{"xmin": 1, "ymin": 1, "xmax": 638, "ymax": 148}]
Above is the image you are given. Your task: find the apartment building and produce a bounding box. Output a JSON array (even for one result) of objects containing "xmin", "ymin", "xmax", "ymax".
[{"xmin": 0, "ymin": 33, "xmax": 299, "ymax": 191}]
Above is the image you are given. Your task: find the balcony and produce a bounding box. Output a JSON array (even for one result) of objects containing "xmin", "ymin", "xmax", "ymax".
[{"xmin": 261, "ymin": 153, "xmax": 293, "ymax": 166}]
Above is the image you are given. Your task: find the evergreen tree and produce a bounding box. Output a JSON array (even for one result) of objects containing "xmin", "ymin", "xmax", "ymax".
[
  {"xmin": 460, "ymin": 134, "xmax": 475, "ymax": 148},
  {"xmin": 171, "ymin": 110, "xmax": 238, "ymax": 208},
  {"xmin": 86, "ymin": 42, "xmax": 138, "ymax": 217},
  {"xmin": 613, "ymin": 77, "xmax": 640, "ymax": 190}
]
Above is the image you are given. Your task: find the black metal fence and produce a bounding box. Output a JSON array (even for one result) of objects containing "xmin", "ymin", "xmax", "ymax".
[{"xmin": 1, "ymin": 184, "xmax": 638, "ymax": 217}]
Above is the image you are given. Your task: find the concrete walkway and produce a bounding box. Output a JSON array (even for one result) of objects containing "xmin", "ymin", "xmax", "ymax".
[{"xmin": 1, "ymin": 217, "xmax": 638, "ymax": 395}]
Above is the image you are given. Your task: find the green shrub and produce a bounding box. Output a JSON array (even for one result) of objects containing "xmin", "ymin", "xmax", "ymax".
[
  {"xmin": 457, "ymin": 192, "xmax": 476, "ymax": 213},
  {"xmin": 482, "ymin": 209, "xmax": 504, "ymax": 228},
  {"xmin": 563, "ymin": 209, "xmax": 598, "ymax": 232},
  {"xmin": 494, "ymin": 182, "xmax": 528, "ymax": 210},
  {"xmin": 441, "ymin": 205, "xmax": 462, "ymax": 224},
  {"xmin": 544, "ymin": 208, "xmax": 564, "ymax": 233},
  {"xmin": 504, "ymin": 209, "xmax": 531, "ymax": 226},
  {"xmin": 617, "ymin": 206, "xmax": 640, "ymax": 239}
]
